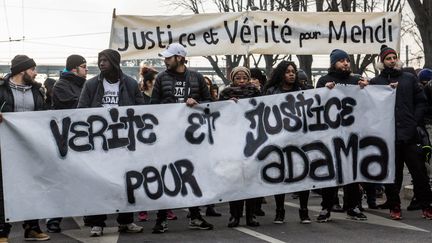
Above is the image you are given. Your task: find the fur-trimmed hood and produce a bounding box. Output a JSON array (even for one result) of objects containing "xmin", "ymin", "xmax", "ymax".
[{"xmin": 375, "ymin": 59, "xmax": 404, "ymax": 71}]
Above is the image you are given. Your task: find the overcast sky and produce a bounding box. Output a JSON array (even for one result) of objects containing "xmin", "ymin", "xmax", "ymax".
[{"xmin": 0, "ymin": 0, "xmax": 187, "ymax": 65}]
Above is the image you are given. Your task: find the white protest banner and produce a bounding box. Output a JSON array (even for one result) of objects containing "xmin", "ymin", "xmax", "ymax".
[
  {"xmin": 0, "ymin": 86, "xmax": 395, "ymax": 222},
  {"xmin": 109, "ymin": 11, "xmax": 401, "ymax": 59}
]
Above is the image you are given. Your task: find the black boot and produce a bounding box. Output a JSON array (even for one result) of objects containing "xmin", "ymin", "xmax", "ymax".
[
  {"xmin": 228, "ymin": 217, "xmax": 240, "ymax": 227},
  {"xmin": 273, "ymin": 209, "xmax": 285, "ymax": 224},
  {"xmin": 246, "ymin": 216, "xmax": 260, "ymax": 227}
]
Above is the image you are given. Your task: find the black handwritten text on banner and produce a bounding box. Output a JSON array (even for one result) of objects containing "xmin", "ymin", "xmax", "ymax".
[
  {"xmin": 0, "ymin": 86, "xmax": 395, "ymax": 222},
  {"xmin": 109, "ymin": 11, "xmax": 401, "ymax": 59}
]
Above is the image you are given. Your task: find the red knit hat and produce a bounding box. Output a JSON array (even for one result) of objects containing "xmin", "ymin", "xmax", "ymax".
[{"xmin": 380, "ymin": 45, "xmax": 397, "ymax": 62}]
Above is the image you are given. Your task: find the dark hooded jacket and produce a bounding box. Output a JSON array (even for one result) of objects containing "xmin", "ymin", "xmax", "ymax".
[
  {"xmin": 52, "ymin": 71, "xmax": 86, "ymax": 109},
  {"xmin": 316, "ymin": 68, "xmax": 359, "ymax": 88},
  {"xmin": 370, "ymin": 68, "xmax": 426, "ymax": 142},
  {"xmin": 78, "ymin": 49, "xmax": 145, "ymax": 108},
  {"xmin": 151, "ymin": 68, "xmax": 211, "ymax": 104},
  {"xmin": 0, "ymin": 73, "xmax": 46, "ymax": 112}
]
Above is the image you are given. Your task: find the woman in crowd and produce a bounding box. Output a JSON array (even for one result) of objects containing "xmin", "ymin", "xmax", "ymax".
[
  {"xmin": 220, "ymin": 66, "xmax": 261, "ymax": 227},
  {"xmin": 264, "ymin": 60, "xmax": 311, "ymax": 224}
]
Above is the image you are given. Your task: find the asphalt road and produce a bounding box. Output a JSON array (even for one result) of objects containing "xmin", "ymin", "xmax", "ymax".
[{"xmin": 6, "ymin": 189, "xmax": 432, "ymax": 243}]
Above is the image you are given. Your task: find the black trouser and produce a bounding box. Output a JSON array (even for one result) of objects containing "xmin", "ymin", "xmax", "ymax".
[
  {"xmin": 157, "ymin": 207, "xmax": 201, "ymax": 222},
  {"xmin": 320, "ymin": 187, "xmax": 338, "ymax": 211},
  {"xmin": 229, "ymin": 198, "xmax": 256, "ymax": 220},
  {"xmin": 343, "ymin": 183, "xmax": 362, "ymax": 210},
  {"xmin": 363, "ymin": 183, "xmax": 378, "ymax": 205},
  {"xmin": 385, "ymin": 143, "xmax": 432, "ymax": 209},
  {"xmin": 275, "ymin": 191, "xmax": 309, "ymax": 210},
  {"xmin": 321, "ymin": 183, "xmax": 362, "ymax": 211},
  {"xmin": 83, "ymin": 213, "xmax": 134, "ymax": 227}
]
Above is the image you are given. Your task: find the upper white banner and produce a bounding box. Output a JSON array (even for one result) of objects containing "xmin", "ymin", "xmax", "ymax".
[
  {"xmin": 0, "ymin": 86, "xmax": 395, "ymax": 222},
  {"xmin": 109, "ymin": 11, "xmax": 401, "ymax": 59}
]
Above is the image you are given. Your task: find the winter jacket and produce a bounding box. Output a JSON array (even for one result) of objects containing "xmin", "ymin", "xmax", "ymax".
[
  {"xmin": 316, "ymin": 70, "xmax": 359, "ymax": 88},
  {"xmin": 370, "ymin": 69, "xmax": 426, "ymax": 142},
  {"xmin": 151, "ymin": 69, "xmax": 211, "ymax": 104},
  {"xmin": 52, "ymin": 71, "xmax": 86, "ymax": 109},
  {"xmin": 265, "ymin": 85, "xmax": 303, "ymax": 95},
  {"xmin": 78, "ymin": 73, "xmax": 145, "ymax": 108},
  {"xmin": 0, "ymin": 74, "xmax": 47, "ymax": 112}
]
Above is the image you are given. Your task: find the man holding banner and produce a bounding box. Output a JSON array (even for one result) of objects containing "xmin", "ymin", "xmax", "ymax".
[
  {"xmin": 370, "ymin": 45, "xmax": 432, "ymax": 220},
  {"xmin": 0, "ymin": 55, "xmax": 50, "ymax": 242},
  {"xmin": 315, "ymin": 49, "xmax": 369, "ymax": 223},
  {"xmin": 150, "ymin": 43, "xmax": 214, "ymax": 233},
  {"xmin": 78, "ymin": 49, "xmax": 145, "ymax": 237}
]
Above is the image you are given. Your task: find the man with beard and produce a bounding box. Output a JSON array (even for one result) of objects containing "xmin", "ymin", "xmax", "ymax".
[
  {"xmin": 0, "ymin": 55, "xmax": 50, "ymax": 242},
  {"xmin": 78, "ymin": 49, "xmax": 145, "ymax": 237},
  {"xmin": 52, "ymin": 55, "xmax": 88, "ymax": 110},
  {"xmin": 315, "ymin": 49, "xmax": 369, "ymax": 223},
  {"xmin": 370, "ymin": 45, "xmax": 432, "ymax": 220},
  {"xmin": 150, "ymin": 43, "xmax": 214, "ymax": 233},
  {"xmin": 43, "ymin": 55, "xmax": 88, "ymax": 234}
]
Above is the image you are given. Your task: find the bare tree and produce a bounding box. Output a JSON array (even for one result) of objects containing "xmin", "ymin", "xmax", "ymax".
[{"xmin": 408, "ymin": 0, "xmax": 432, "ymax": 67}]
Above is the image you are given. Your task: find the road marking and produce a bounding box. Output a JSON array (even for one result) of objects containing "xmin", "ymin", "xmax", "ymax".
[
  {"xmin": 235, "ymin": 227, "xmax": 286, "ymax": 243},
  {"xmin": 284, "ymin": 202, "xmax": 430, "ymax": 233}
]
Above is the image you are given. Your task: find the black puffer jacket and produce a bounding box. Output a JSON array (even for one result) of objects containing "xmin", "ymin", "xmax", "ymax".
[
  {"xmin": 52, "ymin": 71, "xmax": 86, "ymax": 109},
  {"xmin": 0, "ymin": 74, "xmax": 46, "ymax": 112},
  {"xmin": 151, "ymin": 69, "xmax": 211, "ymax": 104},
  {"xmin": 316, "ymin": 70, "xmax": 359, "ymax": 88},
  {"xmin": 78, "ymin": 73, "xmax": 145, "ymax": 108},
  {"xmin": 370, "ymin": 69, "xmax": 426, "ymax": 142}
]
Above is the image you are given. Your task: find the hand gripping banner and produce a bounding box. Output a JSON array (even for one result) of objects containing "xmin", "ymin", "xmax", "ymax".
[{"xmin": 0, "ymin": 85, "xmax": 395, "ymax": 221}]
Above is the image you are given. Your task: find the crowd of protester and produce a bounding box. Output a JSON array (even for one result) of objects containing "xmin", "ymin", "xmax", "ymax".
[{"xmin": 0, "ymin": 43, "xmax": 431, "ymax": 242}]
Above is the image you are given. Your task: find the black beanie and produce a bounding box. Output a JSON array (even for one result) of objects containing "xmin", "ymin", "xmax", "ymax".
[
  {"xmin": 10, "ymin": 55, "xmax": 36, "ymax": 76},
  {"xmin": 380, "ymin": 45, "xmax": 397, "ymax": 62},
  {"xmin": 330, "ymin": 49, "xmax": 349, "ymax": 65},
  {"xmin": 66, "ymin": 54, "xmax": 86, "ymax": 71}
]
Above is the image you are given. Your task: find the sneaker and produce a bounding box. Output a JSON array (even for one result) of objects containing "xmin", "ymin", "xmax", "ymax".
[
  {"xmin": 317, "ymin": 209, "xmax": 331, "ymax": 223},
  {"xmin": 273, "ymin": 209, "xmax": 285, "ymax": 224},
  {"xmin": 167, "ymin": 210, "xmax": 178, "ymax": 220},
  {"xmin": 152, "ymin": 220, "xmax": 168, "ymax": 234},
  {"xmin": 347, "ymin": 207, "xmax": 367, "ymax": 220},
  {"xmin": 422, "ymin": 207, "xmax": 432, "ymax": 220},
  {"xmin": 118, "ymin": 223, "xmax": 143, "ymax": 233},
  {"xmin": 24, "ymin": 226, "xmax": 50, "ymax": 241},
  {"xmin": 46, "ymin": 222, "xmax": 61, "ymax": 233},
  {"xmin": 90, "ymin": 226, "xmax": 103, "ymax": 237},
  {"xmin": 299, "ymin": 208, "xmax": 311, "ymax": 224},
  {"xmin": 390, "ymin": 206, "xmax": 402, "ymax": 220},
  {"xmin": 138, "ymin": 211, "xmax": 149, "ymax": 221},
  {"xmin": 189, "ymin": 217, "xmax": 214, "ymax": 230},
  {"xmin": 0, "ymin": 223, "xmax": 11, "ymax": 241}
]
